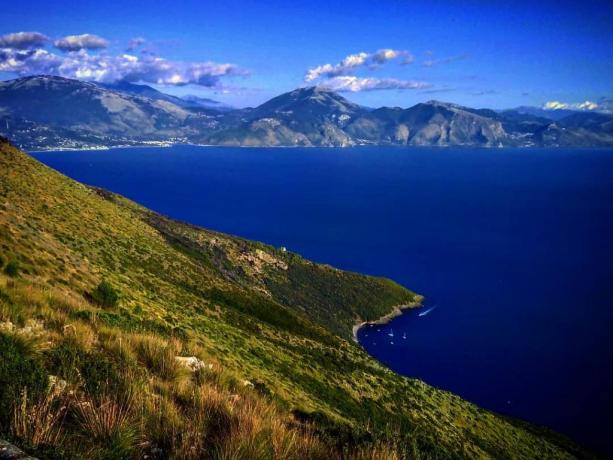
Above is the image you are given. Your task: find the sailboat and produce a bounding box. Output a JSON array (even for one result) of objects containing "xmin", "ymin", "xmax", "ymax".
[
  {"xmin": 387, "ymin": 328, "xmax": 394, "ymax": 337},
  {"xmin": 402, "ymin": 332, "xmax": 407, "ymax": 339}
]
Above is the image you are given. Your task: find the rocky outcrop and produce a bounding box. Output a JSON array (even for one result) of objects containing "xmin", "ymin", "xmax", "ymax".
[
  {"xmin": 0, "ymin": 440, "xmax": 38, "ymax": 460},
  {"xmin": 175, "ymin": 356, "xmax": 212, "ymax": 372}
]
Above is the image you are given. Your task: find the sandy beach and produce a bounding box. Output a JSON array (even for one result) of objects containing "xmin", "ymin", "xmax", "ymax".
[{"xmin": 352, "ymin": 295, "xmax": 423, "ymax": 343}]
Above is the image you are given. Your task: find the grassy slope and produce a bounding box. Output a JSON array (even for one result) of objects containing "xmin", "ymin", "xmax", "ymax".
[{"xmin": 0, "ymin": 138, "xmax": 587, "ymax": 458}]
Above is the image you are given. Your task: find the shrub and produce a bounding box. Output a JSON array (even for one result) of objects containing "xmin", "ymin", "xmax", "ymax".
[
  {"xmin": 4, "ymin": 259, "xmax": 20, "ymax": 277},
  {"xmin": 91, "ymin": 281, "xmax": 120, "ymax": 308},
  {"xmin": 0, "ymin": 333, "xmax": 48, "ymax": 431},
  {"xmin": 46, "ymin": 339, "xmax": 124, "ymax": 397},
  {"xmin": 80, "ymin": 352, "xmax": 123, "ymax": 397},
  {"xmin": 46, "ymin": 339, "xmax": 83, "ymax": 384}
]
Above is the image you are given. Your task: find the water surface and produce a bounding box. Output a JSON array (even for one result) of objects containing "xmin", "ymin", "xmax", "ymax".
[{"xmin": 33, "ymin": 146, "xmax": 613, "ymax": 453}]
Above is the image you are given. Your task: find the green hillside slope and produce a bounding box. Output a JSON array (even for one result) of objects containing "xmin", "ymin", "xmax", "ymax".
[{"xmin": 0, "ymin": 138, "xmax": 589, "ymax": 459}]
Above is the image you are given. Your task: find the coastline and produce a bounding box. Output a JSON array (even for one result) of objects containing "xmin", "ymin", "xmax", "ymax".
[
  {"xmin": 26, "ymin": 142, "xmax": 591, "ymax": 153},
  {"xmin": 352, "ymin": 295, "xmax": 423, "ymax": 343}
]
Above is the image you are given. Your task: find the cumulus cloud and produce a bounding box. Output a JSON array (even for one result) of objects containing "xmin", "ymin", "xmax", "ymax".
[
  {"xmin": 54, "ymin": 34, "xmax": 109, "ymax": 51},
  {"xmin": 0, "ymin": 31, "xmax": 48, "ymax": 49},
  {"xmin": 0, "ymin": 46, "xmax": 249, "ymax": 87},
  {"xmin": 305, "ymin": 48, "xmax": 414, "ymax": 81},
  {"xmin": 0, "ymin": 48, "xmax": 61, "ymax": 74},
  {"xmin": 543, "ymin": 99, "xmax": 612, "ymax": 113},
  {"xmin": 317, "ymin": 76, "xmax": 430, "ymax": 92},
  {"xmin": 371, "ymin": 48, "xmax": 410, "ymax": 64},
  {"xmin": 422, "ymin": 53, "xmax": 468, "ymax": 67}
]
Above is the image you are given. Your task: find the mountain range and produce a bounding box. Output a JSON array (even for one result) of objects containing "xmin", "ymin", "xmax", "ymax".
[{"xmin": 1, "ymin": 75, "xmax": 612, "ymax": 150}]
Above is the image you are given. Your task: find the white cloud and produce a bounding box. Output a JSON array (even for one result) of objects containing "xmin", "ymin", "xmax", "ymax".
[
  {"xmin": 317, "ymin": 76, "xmax": 430, "ymax": 92},
  {"xmin": 305, "ymin": 48, "xmax": 414, "ymax": 81},
  {"xmin": 543, "ymin": 99, "xmax": 612, "ymax": 113},
  {"xmin": 543, "ymin": 101, "xmax": 569, "ymax": 110},
  {"xmin": 0, "ymin": 46, "xmax": 249, "ymax": 88},
  {"xmin": 576, "ymin": 101, "xmax": 599, "ymax": 110},
  {"xmin": 54, "ymin": 34, "xmax": 109, "ymax": 51},
  {"xmin": 372, "ymin": 48, "xmax": 414, "ymax": 65},
  {"xmin": 0, "ymin": 48, "xmax": 61, "ymax": 74},
  {"xmin": 0, "ymin": 31, "xmax": 48, "ymax": 49}
]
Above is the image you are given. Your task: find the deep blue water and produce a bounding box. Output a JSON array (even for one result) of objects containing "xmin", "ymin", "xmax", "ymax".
[{"xmin": 33, "ymin": 146, "xmax": 613, "ymax": 453}]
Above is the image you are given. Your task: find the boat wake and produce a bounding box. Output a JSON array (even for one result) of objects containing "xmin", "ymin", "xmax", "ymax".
[{"xmin": 418, "ymin": 306, "xmax": 437, "ymax": 317}]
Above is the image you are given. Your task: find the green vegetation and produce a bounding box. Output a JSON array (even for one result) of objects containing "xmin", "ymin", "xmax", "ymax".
[
  {"xmin": 0, "ymin": 333, "xmax": 48, "ymax": 428},
  {"xmin": 4, "ymin": 259, "xmax": 19, "ymax": 277},
  {"xmin": 90, "ymin": 280, "xmax": 120, "ymax": 308},
  {"xmin": 0, "ymin": 138, "xmax": 591, "ymax": 459}
]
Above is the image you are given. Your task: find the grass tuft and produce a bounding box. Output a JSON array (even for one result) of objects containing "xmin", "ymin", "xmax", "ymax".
[
  {"xmin": 12, "ymin": 389, "xmax": 67, "ymax": 449},
  {"xmin": 74, "ymin": 392, "xmax": 138, "ymax": 460}
]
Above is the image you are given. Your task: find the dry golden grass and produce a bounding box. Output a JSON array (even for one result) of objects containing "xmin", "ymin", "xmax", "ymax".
[
  {"xmin": 97, "ymin": 327, "xmax": 137, "ymax": 364},
  {"xmin": 62, "ymin": 320, "xmax": 97, "ymax": 352},
  {"xmin": 138, "ymin": 393, "xmax": 184, "ymax": 455},
  {"xmin": 12, "ymin": 390, "xmax": 67, "ymax": 448},
  {"xmin": 130, "ymin": 333, "xmax": 182, "ymax": 381},
  {"xmin": 3, "ymin": 274, "xmax": 408, "ymax": 459}
]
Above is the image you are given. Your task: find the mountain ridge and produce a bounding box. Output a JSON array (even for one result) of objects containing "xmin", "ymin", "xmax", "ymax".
[{"xmin": 1, "ymin": 75, "xmax": 612, "ymax": 150}]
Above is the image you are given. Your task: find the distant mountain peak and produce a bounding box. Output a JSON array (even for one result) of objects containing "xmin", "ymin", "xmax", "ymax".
[
  {"xmin": 423, "ymin": 100, "xmax": 464, "ymax": 110},
  {"xmin": 250, "ymin": 85, "xmax": 362, "ymax": 118},
  {"xmin": 1, "ymin": 74, "xmax": 98, "ymax": 90},
  {"xmin": 286, "ymin": 85, "xmax": 343, "ymax": 101},
  {"xmin": 296, "ymin": 85, "xmax": 333, "ymax": 93}
]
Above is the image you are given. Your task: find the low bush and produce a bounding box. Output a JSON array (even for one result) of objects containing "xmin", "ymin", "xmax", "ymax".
[
  {"xmin": 4, "ymin": 259, "xmax": 20, "ymax": 277},
  {"xmin": 46, "ymin": 339, "xmax": 84, "ymax": 384},
  {"xmin": 80, "ymin": 352, "xmax": 123, "ymax": 397},
  {"xmin": 45, "ymin": 339, "xmax": 125, "ymax": 397},
  {"xmin": 90, "ymin": 280, "xmax": 120, "ymax": 308}
]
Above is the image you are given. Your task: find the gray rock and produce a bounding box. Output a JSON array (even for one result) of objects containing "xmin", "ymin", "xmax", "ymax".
[{"xmin": 0, "ymin": 440, "xmax": 38, "ymax": 460}]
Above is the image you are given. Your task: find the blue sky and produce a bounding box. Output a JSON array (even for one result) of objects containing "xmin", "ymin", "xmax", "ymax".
[{"xmin": 1, "ymin": 0, "xmax": 611, "ymax": 109}]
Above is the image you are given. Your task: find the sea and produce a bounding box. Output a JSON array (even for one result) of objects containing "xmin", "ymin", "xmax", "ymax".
[{"xmin": 33, "ymin": 145, "xmax": 613, "ymax": 453}]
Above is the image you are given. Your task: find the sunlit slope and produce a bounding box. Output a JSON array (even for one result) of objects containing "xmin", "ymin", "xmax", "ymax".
[{"xmin": 0, "ymin": 138, "xmax": 589, "ymax": 458}]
